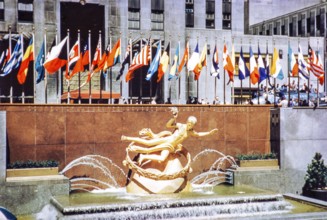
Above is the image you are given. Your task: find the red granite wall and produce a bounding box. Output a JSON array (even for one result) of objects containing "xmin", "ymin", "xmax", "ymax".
[{"xmin": 2, "ymin": 105, "xmax": 271, "ymax": 176}]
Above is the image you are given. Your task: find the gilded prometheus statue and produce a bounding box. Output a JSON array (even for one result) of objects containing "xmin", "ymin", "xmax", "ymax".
[{"xmin": 121, "ymin": 107, "xmax": 218, "ymax": 193}]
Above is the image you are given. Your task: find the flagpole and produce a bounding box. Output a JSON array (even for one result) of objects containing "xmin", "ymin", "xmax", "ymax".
[
  {"xmin": 109, "ymin": 31, "xmax": 112, "ymax": 104},
  {"xmin": 20, "ymin": 30, "xmax": 25, "ymax": 104},
  {"xmin": 307, "ymin": 39, "xmax": 310, "ymax": 104},
  {"xmin": 32, "ymin": 27, "xmax": 36, "ymax": 103},
  {"xmin": 232, "ymin": 37, "xmax": 235, "ymax": 105},
  {"xmin": 214, "ymin": 37, "xmax": 217, "ymax": 99},
  {"xmin": 273, "ymin": 39, "xmax": 276, "ymax": 105},
  {"xmin": 119, "ymin": 32, "xmax": 122, "ymax": 103},
  {"xmin": 297, "ymin": 38, "xmax": 300, "ymax": 106},
  {"xmin": 99, "ymin": 30, "xmax": 103, "ymax": 102},
  {"xmin": 196, "ymin": 36, "xmax": 199, "ymax": 102},
  {"xmin": 240, "ymin": 38, "xmax": 243, "ymax": 104},
  {"xmin": 317, "ymin": 39, "xmax": 325, "ymax": 107},
  {"xmin": 149, "ymin": 38, "xmax": 153, "ymax": 103},
  {"xmin": 187, "ymin": 36, "xmax": 190, "ymax": 103},
  {"xmin": 287, "ymin": 38, "xmax": 290, "ymax": 107},
  {"xmin": 88, "ymin": 30, "xmax": 92, "ymax": 104},
  {"xmin": 56, "ymin": 28, "xmax": 61, "ymax": 104},
  {"xmin": 44, "ymin": 29, "xmax": 48, "ymax": 103},
  {"xmin": 249, "ymin": 39, "xmax": 252, "ymax": 104},
  {"xmin": 204, "ymin": 38, "xmax": 208, "ymax": 104},
  {"xmin": 8, "ymin": 26, "xmax": 13, "ymax": 103},
  {"xmin": 257, "ymin": 39, "xmax": 260, "ymax": 105},
  {"xmin": 67, "ymin": 29, "xmax": 71, "ymax": 104},
  {"xmin": 129, "ymin": 34, "xmax": 132, "ymax": 104},
  {"xmin": 77, "ymin": 29, "xmax": 81, "ymax": 104},
  {"xmin": 139, "ymin": 33, "xmax": 143, "ymax": 104},
  {"xmin": 178, "ymin": 38, "xmax": 181, "ymax": 104},
  {"xmin": 169, "ymin": 38, "xmax": 173, "ymax": 103},
  {"xmin": 223, "ymin": 38, "xmax": 226, "ymax": 104}
]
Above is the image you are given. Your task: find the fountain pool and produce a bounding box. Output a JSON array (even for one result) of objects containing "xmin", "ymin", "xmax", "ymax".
[{"xmin": 30, "ymin": 184, "xmax": 325, "ymax": 220}]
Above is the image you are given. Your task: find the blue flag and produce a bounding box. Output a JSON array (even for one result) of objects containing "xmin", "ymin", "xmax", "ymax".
[
  {"xmin": 35, "ymin": 40, "xmax": 45, "ymax": 83},
  {"xmin": 145, "ymin": 43, "xmax": 161, "ymax": 81},
  {"xmin": 0, "ymin": 35, "xmax": 23, "ymax": 77}
]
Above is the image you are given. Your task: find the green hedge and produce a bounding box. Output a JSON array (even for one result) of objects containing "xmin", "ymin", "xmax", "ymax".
[
  {"xmin": 236, "ymin": 153, "xmax": 277, "ymax": 161},
  {"xmin": 7, "ymin": 160, "xmax": 59, "ymax": 169}
]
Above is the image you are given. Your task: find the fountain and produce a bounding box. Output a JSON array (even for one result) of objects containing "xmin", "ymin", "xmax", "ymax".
[{"xmin": 52, "ymin": 107, "xmax": 300, "ymax": 219}]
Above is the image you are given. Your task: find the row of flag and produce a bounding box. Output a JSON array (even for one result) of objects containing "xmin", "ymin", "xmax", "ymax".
[{"xmin": 0, "ymin": 33, "xmax": 324, "ymax": 88}]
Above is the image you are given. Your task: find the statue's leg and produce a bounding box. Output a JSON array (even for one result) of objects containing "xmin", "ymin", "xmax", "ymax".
[
  {"xmin": 130, "ymin": 143, "xmax": 173, "ymax": 154},
  {"xmin": 139, "ymin": 149, "xmax": 170, "ymax": 164},
  {"xmin": 121, "ymin": 135, "xmax": 165, "ymax": 146}
]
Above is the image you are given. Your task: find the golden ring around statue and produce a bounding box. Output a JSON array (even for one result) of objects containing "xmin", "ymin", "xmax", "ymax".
[{"xmin": 123, "ymin": 142, "xmax": 192, "ymax": 181}]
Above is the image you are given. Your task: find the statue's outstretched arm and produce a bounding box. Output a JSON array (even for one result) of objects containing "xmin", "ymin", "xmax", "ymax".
[{"xmin": 190, "ymin": 128, "xmax": 218, "ymax": 137}]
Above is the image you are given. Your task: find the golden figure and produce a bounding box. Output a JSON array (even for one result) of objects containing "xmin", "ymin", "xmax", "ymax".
[{"xmin": 121, "ymin": 107, "xmax": 218, "ymax": 165}]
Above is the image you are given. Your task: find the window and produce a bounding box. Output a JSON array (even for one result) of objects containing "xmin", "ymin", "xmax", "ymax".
[
  {"xmin": 307, "ymin": 17, "xmax": 310, "ymax": 34},
  {"xmin": 320, "ymin": 8, "xmax": 325, "ymax": 36},
  {"xmin": 206, "ymin": 0, "xmax": 215, "ymax": 29},
  {"xmin": 289, "ymin": 22, "xmax": 293, "ymax": 36},
  {"xmin": 222, "ymin": 0, "xmax": 231, "ymax": 29},
  {"xmin": 151, "ymin": 0, "xmax": 164, "ymax": 30},
  {"xmin": 18, "ymin": 0, "xmax": 33, "ymax": 22},
  {"xmin": 298, "ymin": 20, "xmax": 302, "ymax": 36},
  {"xmin": 0, "ymin": 0, "xmax": 4, "ymax": 21},
  {"xmin": 185, "ymin": 0, "xmax": 194, "ymax": 27},
  {"xmin": 128, "ymin": 0, "xmax": 140, "ymax": 29}
]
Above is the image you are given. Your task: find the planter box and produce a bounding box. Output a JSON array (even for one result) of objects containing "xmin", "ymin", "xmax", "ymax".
[
  {"xmin": 302, "ymin": 188, "xmax": 327, "ymax": 202},
  {"xmin": 237, "ymin": 159, "xmax": 279, "ymax": 168},
  {"xmin": 6, "ymin": 167, "xmax": 59, "ymax": 177}
]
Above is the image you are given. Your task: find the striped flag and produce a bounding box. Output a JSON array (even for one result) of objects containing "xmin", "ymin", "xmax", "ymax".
[
  {"xmin": 1, "ymin": 35, "xmax": 23, "ymax": 77},
  {"xmin": 17, "ymin": 37, "xmax": 34, "ymax": 84},
  {"xmin": 298, "ymin": 44, "xmax": 309, "ymax": 80},
  {"xmin": 43, "ymin": 36, "xmax": 68, "ymax": 74},
  {"xmin": 308, "ymin": 45, "xmax": 324, "ymax": 85},
  {"xmin": 238, "ymin": 46, "xmax": 249, "ymax": 80},
  {"xmin": 125, "ymin": 44, "xmax": 151, "ymax": 82}
]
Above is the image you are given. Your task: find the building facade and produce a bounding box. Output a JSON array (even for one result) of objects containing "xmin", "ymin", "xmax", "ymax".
[{"xmin": 0, "ymin": 0, "xmax": 324, "ymax": 104}]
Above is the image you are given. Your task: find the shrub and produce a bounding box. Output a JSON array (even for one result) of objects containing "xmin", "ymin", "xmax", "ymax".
[
  {"xmin": 236, "ymin": 152, "xmax": 277, "ymax": 161},
  {"xmin": 7, "ymin": 160, "xmax": 59, "ymax": 169},
  {"xmin": 303, "ymin": 152, "xmax": 327, "ymax": 190}
]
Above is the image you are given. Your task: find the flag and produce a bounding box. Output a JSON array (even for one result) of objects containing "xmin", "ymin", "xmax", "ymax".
[
  {"xmin": 0, "ymin": 40, "xmax": 10, "ymax": 71},
  {"xmin": 308, "ymin": 45, "xmax": 324, "ymax": 85},
  {"xmin": 187, "ymin": 43, "xmax": 199, "ymax": 72},
  {"xmin": 116, "ymin": 44, "xmax": 130, "ymax": 81},
  {"xmin": 1, "ymin": 35, "xmax": 23, "ymax": 77},
  {"xmin": 298, "ymin": 44, "xmax": 309, "ymax": 80},
  {"xmin": 288, "ymin": 46, "xmax": 298, "ymax": 77},
  {"xmin": 271, "ymin": 47, "xmax": 284, "ymax": 80},
  {"xmin": 210, "ymin": 45, "xmax": 219, "ymax": 78},
  {"xmin": 193, "ymin": 43, "xmax": 207, "ymax": 80},
  {"xmin": 238, "ymin": 46, "xmax": 249, "ymax": 80},
  {"xmin": 91, "ymin": 38, "xmax": 101, "ymax": 70},
  {"xmin": 81, "ymin": 43, "xmax": 90, "ymax": 67},
  {"xmin": 168, "ymin": 44, "xmax": 179, "ymax": 80},
  {"xmin": 95, "ymin": 44, "xmax": 109, "ymax": 72},
  {"xmin": 258, "ymin": 46, "xmax": 267, "ymax": 83},
  {"xmin": 43, "ymin": 36, "xmax": 68, "ymax": 74},
  {"xmin": 146, "ymin": 42, "xmax": 161, "ymax": 81},
  {"xmin": 70, "ymin": 43, "xmax": 89, "ymax": 77},
  {"xmin": 177, "ymin": 41, "xmax": 189, "ymax": 74},
  {"xmin": 249, "ymin": 46, "xmax": 259, "ymax": 84},
  {"xmin": 35, "ymin": 40, "xmax": 45, "ymax": 83},
  {"xmin": 223, "ymin": 44, "xmax": 234, "ymax": 83},
  {"xmin": 125, "ymin": 44, "xmax": 151, "ymax": 82},
  {"xmin": 157, "ymin": 42, "xmax": 170, "ymax": 82},
  {"xmin": 17, "ymin": 37, "xmax": 34, "ymax": 84},
  {"xmin": 107, "ymin": 38, "xmax": 121, "ymax": 68},
  {"xmin": 68, "ymin": 40, "xmax": 79, "ymax": 70}
]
